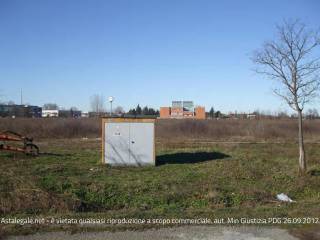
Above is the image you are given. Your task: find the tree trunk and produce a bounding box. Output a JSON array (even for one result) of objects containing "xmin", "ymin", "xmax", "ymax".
[{"xmin": 297, "ymin": 109, "xmax": 306, "ymax": 173}]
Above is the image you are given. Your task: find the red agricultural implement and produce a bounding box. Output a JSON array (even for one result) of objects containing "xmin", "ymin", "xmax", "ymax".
[{"xmin": 0, "ymin": 131, "xmax": 39, "ymax": 156}]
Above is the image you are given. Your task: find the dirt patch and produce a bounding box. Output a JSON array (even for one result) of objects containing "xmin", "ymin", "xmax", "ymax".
[
  {"xmin": 290, "ymin": 226, "xmax": 320, "ymax": 240},
  {"xmin": 6, "ymin": 226, "xmax": 300, "ymax": 240}
]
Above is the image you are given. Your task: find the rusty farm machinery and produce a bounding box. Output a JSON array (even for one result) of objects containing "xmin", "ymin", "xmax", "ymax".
[{"xmin": 0, "ymin": 131, "xmax": 39, "ymax": 156}]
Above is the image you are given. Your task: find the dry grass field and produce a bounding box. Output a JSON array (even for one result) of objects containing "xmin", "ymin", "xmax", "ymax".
[{"xmin": 0, "ymin": 118, "xmax": 320, "ymax": 141}]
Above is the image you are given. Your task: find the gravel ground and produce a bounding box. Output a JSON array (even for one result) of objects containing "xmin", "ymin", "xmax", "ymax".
[{"xmin": 7, "ymin": 226, "xmax": 299, "ymax": 240}]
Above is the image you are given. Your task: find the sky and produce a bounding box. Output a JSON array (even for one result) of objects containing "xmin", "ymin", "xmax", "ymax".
[{"xmin": 0, "ymin": 0, "xmax": 319, "ymax": 113}]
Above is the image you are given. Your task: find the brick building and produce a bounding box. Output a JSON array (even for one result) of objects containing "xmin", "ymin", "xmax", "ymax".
[{"xmin": 160, "ymin": 101, "xmax": 205, "ymax": 119}]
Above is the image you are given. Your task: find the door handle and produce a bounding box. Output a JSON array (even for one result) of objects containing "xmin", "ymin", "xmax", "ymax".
[{"xmin": 131, "ymin": 141, "xmax": 135, "ymax": 144}]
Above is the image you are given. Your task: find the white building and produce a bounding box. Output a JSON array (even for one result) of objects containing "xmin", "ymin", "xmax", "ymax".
[
  {"xmin": 42, "ymin": 109, "xmax": 59, "ymax": 117},
  {"xmin": 81, "ymin": 112, "xmax": 89, "ymax": 118}
]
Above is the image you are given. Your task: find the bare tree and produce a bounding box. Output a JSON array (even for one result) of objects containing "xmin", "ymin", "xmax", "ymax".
[
  {"xmin": 306, "ymin": 108, "xmax": 319, "ymax": 119},
  {"xmin": 252, "ymin": 20, "xmax": 320, "ymax": 173},
  {"xmin": 90, "ymin": 94, "xmax": 105, "ymax": 114},
  {"xmin": 0, "ymin": 90, "xmax": 4, "ymax": 104},
  {"xmin": 114, "ymin": 106, "xmax": 124, "ymax": 115}
]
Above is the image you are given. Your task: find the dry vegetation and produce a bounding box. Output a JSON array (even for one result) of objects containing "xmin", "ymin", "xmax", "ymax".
[
  {"xmin": 0, "ymin": 118, "xmax": 100, "ymax": 139},
  {"xmin": 157, "ymin": 119, "xmax": 320, "ymax": 142},
  {"xmin": 0, "ymin": 118, "xmax": 320, "ymax": 142}
]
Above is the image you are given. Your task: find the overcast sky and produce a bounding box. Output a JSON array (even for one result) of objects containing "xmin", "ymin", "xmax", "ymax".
[{"xmin": 0, "ymin": 0, "xmax": 319, "ymax": 112}]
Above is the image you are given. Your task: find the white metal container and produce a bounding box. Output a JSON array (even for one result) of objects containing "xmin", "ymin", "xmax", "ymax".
[{"xmin": 102, "ymin": 118, "xmax": 155, "ymax": 166}]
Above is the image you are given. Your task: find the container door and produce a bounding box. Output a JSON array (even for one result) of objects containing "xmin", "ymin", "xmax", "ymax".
[
  {"xmin": 129, "ymin": 122, "xmax": 154, "ymax": 166},
  {"xmin": 105, "ymin": 122, "xmax": 130, "ymax": 165}
]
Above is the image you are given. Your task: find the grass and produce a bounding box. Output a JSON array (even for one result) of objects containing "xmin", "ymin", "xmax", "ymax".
[{"xmin": 1, "ymin": 138, "xmax": 320, "ymax": 236}]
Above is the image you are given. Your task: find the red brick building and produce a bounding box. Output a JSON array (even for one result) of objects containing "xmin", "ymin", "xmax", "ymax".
[
  {"xmin": 159, "ymin": 101, "xmax": 206, "ymax": 119},
  {"xmin": 194, "ymin": 106, "xmax": 206, "ymax": 119}
]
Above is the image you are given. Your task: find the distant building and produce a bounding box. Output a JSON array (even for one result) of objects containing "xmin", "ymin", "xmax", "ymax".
[
  {"xmin": 81, "ymin": 112, "xmax": 89, "ymax": 118},
  {"xmin": 227, "ymin": 113, "xmax": 257, "ymax": 120},
  {"xmin": 88, "ymin": 112, "xmax": 106, "ymax": 118},
  {"xmin": 42, "ymin": 109, "xmax": 59, "ymax": 117},
  {"xmin": 0, "ymin": 104, "xmax": 42, "ymax": 118},
  {"xmin": 247, "ymin": 114, "xmax": 257, "ymax": 119},
  {"xmin": 59, "ymin": 110, "xmax": 82, "ymax": 118},
  {"xmin": 42, "ymin": 109, "xmax": 82, "ymax": 118},
  {"xmin": 160, "ymin": 101, "xmax": 205, "ymax": 119}
]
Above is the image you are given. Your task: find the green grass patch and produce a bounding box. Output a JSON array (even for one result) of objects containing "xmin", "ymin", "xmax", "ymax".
[{"xmin": 1, "ymin": 139, "xmax": 320, "ymax": 234}]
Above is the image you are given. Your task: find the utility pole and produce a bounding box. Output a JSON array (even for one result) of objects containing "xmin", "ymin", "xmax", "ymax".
[
  {"xmin": 20, "ymin": 88, "xmax": 23, "ymax": 105},
  {"xmin": 108, "ymin": 96, "xmax": 114, "ymax": 117}
]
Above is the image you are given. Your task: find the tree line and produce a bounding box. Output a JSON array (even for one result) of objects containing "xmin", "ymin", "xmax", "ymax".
[{"xmin": 127, "ymin": 105, "xmax": 159, "ymax": 116}]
